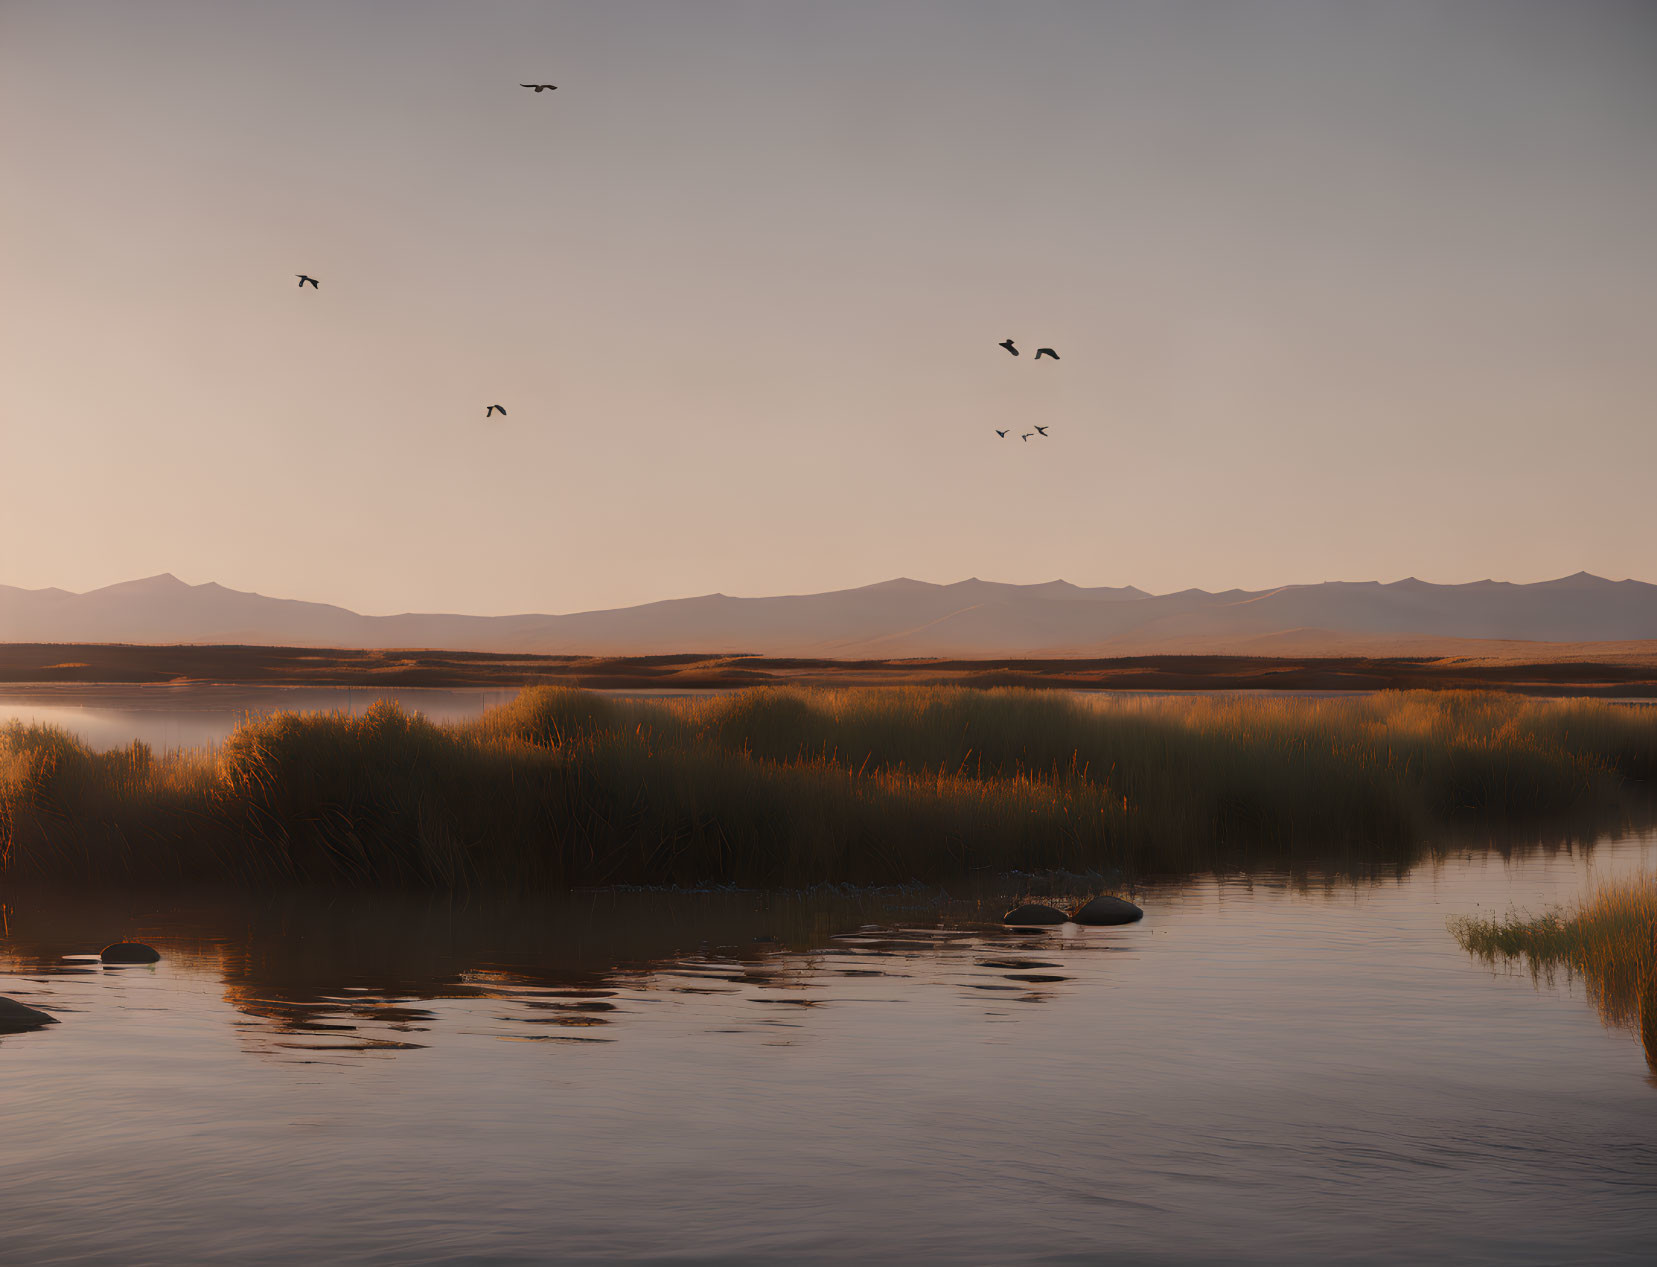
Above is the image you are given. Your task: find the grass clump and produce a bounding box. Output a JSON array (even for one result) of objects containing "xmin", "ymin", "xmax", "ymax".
[
  {"xmin": 1450, "ymin": 875, "xmax": 1657, "ymax": 1068},
  {"xmin": 2, "ymin": 688, "xmax": 1655, "ymax": 891}
]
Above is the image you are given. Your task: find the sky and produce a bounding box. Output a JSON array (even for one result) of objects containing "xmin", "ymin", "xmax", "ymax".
[{"xmin": 2, "ymin": 0, "xmax": 1655, "ymax": 617}]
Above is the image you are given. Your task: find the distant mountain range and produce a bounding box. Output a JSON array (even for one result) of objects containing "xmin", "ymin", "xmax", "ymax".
[{"xmin": 3, "ymin": 572, "xmax": 1657, "ymax": 658}]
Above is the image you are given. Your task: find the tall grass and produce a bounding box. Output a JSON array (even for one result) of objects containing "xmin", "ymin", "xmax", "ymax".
[
  {"xmin": 3, "ymin": 688, "xmax": 1655, "ymax": 890},
  {"xmin": 1450, "ymin": 876, "xmax": 1657, "ymax": 1068}
]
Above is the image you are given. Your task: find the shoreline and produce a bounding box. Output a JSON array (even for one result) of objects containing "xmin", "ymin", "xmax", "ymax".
[{"xmin": 4, "ymin": 642, "xmax": 1657, "ymax": 697}]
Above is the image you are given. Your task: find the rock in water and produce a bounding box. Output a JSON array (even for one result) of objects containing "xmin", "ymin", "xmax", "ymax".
[
  {"xmin": 1002, "ymin": 904, "xmax": 1069, "ymax": 926},
  {"xmin": 100, "ymin": 942, "xmax": 161, "ymax": 964},
  {"xmin": 0, "ymin": 996, "xmax": 59, "ymax": 1033},
  {"xmin": 1071, "ymin": 895, "xmax": 1144, "ymax": 926}
]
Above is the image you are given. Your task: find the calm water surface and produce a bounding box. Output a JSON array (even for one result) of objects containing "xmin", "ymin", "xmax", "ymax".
[
  {"xmin": 3, "ymin": 835, "xmax": 1656, "ymax": 1264},
  {"xmin": 0, "ymin": 686, "xmax": 522, "ymax": 751}
]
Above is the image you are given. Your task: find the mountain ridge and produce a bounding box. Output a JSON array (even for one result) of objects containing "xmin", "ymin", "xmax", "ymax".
[{"xmin": 3, "ymin": 572, "xmax": 1655, "ymax": 657}]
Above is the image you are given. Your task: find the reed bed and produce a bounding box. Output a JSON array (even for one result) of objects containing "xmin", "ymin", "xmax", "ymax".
[
  {"xmin": 2, "ymin": 688, "xmax": 1654, "ymax": 890},
  {"xmin": 1450, "ymin": 875, "xmax": 1657, "ymax": 1067}
]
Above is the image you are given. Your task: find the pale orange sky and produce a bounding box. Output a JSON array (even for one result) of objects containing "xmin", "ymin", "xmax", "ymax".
[{"xmin": 3, "ymin": 1, "xmax": 1654, "ymax": 616}]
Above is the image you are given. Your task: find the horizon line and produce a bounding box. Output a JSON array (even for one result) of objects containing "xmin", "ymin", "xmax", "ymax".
[{"xmin": 1, "ymin": 567, "xmax": 1648, "ymax": 622}]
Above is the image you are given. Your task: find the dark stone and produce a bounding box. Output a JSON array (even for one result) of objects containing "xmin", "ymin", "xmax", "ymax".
[
  {"xmin": 1002, "ymin": 904, "xmax": 1069, "ymax": 926},
  {"xmin": 100, "ymin": 942, "xmax": 161, "ymax": 965},
  {"xmin": 1071, "ymin": 895, "xmax": 1144, "ymax": 926},
  {"xmin": 0, "ymin": 996, "xmax": 59, "ymax": 1034}
]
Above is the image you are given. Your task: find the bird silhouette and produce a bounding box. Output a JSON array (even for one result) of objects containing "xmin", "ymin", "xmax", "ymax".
[
  {"xmin": 485, "ymin": 405, "xmax": 507, "ymax": 418},
  {"xmin": 1034, "ymin": 347, "xmax": 1059, "ymax": 360},
  {"xmin": 1021, "ymin": 432, "xmax": 1034, "ymax": 441},
  {"xmin": 995, "ymin": 429, "xmax": 1008, "ymax": 438},
  {"xmin": 296, "ymin": 275, "xmax": 318, "ymax": 289},
  {"xmin": 999, "ymin": 339, "xmax": 1019, "ymax": 356},
  {"xmin": 1034, "ymin": 426, "xmax": 1049, "ymax": 436},
  {"xmin": 521, "ymin": 84, "xmax": 558, "ymax": 92}
]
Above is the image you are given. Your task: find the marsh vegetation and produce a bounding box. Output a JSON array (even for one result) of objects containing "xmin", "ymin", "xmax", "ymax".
[
  {"xmin": 1452, "ymin": 875, "xmax": 1657, "ymax": 1068},
  {"xmin": 2, "ymin": 687, "xmax": 1655, "ymax": 889}
]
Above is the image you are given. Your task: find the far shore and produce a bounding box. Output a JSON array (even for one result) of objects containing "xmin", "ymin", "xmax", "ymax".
[{"xmin": 3, "ymin": 642, "xmax": 1657, "ymax": 697}]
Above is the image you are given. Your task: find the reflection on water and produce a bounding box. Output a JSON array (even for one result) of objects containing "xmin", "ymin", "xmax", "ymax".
[
  {"xmin": 4, "ymin": 840, "xmax": 1657, "ymax": 1264},
  {"xmin": 1454, "ymin": 877, "xmax": 1657, "ymax": 1074},
  {"xmin": 1540, "ymin": 947, "xmax": 1657, "ymax": 1074}
]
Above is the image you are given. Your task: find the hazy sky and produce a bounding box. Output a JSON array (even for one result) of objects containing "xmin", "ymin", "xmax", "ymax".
[{"xmin": 3, "ymin": 1, "xmax": 1654, "ymax": 615}]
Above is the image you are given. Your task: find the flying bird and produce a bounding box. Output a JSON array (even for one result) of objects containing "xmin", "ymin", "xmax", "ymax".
[
  {"xmin": 521, "ymin": 83, "xmax": 558, "ymax": 92},
  {"xmin": 1034, "ymin": 426, "xmax": 1049, "ymax": 436},
  {"xmin": 1021, "ymin": 432, "xmax": 1034, "ymax": 441},
  {"xmin": 485, "ymin": 405, "xmax": 507, "ymax": 418},
  {"xmin": 1034, "ymin": 347, "xmax": 1059, "ymax": 360},
  {"xmin": 296, "ymin": 275, "xmax": 318, "ymax": 289},
  {"xmin": 999, "ymin": 339, "xmax": 1019, "ymax": 356},
  {"xmin": 995, "ymin": 429, "xmax": 1008, "ymax": 438}
]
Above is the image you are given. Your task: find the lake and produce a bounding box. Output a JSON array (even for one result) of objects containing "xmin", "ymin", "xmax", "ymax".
[{"xmin": 3, "ymin": 835, "xmax": 1655, "ymax": 1263}]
